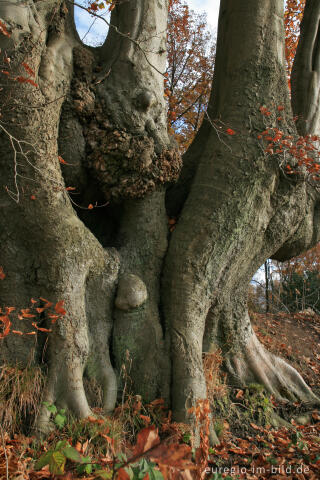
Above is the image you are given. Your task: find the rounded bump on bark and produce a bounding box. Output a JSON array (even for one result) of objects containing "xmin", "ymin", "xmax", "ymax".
[
  {"xmin": 115, "ymin": 274, "xmax": 148, "ymax": 311},
  {"xmin": 136, "ymin": 90, "xmax": 155, "ymax": 111}
]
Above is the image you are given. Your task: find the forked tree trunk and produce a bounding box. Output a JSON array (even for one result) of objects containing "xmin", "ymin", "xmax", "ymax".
[{"xmin": 0, "ymin": 0, "xmax": 319, "ymax": 434}]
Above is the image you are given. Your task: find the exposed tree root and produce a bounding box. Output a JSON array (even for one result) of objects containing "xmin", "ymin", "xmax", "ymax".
[
  {"xmin": 36, "ymin": 363, "xmax": 91, "ymax": 435},
  {"xmin": 35, "ymin": 249, "xmax": 119, "ymax": 435},
  {"xmin": 36, "ymin": 362, "xmax": 117, "ymax": 435},
  {"xmin": 225, "ymin": 333, "xmax": 319, "ymax": 405}
]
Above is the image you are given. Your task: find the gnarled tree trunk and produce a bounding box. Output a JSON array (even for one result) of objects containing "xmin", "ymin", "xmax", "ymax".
[
  {"xmin": 0, "ymin": 0, "xmax": 319, "ymax": 433},
  {"xmin": 164, "ymin": 0, "xmax": 320, "ymax": 421}
]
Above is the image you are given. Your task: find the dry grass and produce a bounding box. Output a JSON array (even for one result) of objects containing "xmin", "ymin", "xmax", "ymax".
[
  {"xmin": 0, "ymin": 364, "xmax": 44, "ymax": 435},
  {"xmin": 83, "ymin": 376, "xmax": 103, "ymax": 408},
  {"xmin": 203, "ymin": 348, "xmax": 227, "ymax": 404}
]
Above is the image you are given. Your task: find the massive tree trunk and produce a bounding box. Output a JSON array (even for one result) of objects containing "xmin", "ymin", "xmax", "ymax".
[
  {"xmin": 0, "ymin": 0, "xmax": 319, "ymax": 433},
  {"xmin": 164, "ymin": 0, "xmax": 320, "ymax": 421},
  {"xmin": 0, "ymin": 1, "xmax": 120, "ymax": 431}
]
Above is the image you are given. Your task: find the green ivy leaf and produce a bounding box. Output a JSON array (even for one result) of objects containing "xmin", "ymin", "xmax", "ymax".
[
  {"xmin": 43, "ymin": 402, "xmax": 57, "ymax": 414},
  {"xmin": 54, "ymin": 413, "xmax": 66, "ymax": 429}
]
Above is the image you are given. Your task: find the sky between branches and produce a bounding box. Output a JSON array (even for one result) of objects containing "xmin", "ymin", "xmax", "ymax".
[{"xmin": 74, "ymin": 0, "xmax": 220, "ymax": 45}]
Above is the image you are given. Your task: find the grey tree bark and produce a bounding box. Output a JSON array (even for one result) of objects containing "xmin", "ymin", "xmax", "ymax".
[
  {"xmin": 0, "ymin": 0, "xmax": 319, "ymax": 434},
  {"xmin": 164, "ymin": 0, "xmax": 320, "ymax": 421}
]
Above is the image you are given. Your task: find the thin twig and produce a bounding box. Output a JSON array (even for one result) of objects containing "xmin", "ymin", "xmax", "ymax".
[
  {"xmin": 68, "ymin": 194, "xmax": 109, "ymax": 210},
  {"xmin": 0, "ymin": 122, "xmax": 65, "ymax": 202},
  {"xmin": 11, "ymin": 94, "xmax": 67, "ymax": 110},
  {"xmin": 205, "ymin": 112, "xmax": 233, "ymax": 152}
]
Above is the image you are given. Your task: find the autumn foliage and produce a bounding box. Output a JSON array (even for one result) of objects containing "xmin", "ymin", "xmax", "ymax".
[
  {"xmin": 166, "ymin": 0, "xmax": 215, "ymax": 151},
  {"xmin": 280, "ymin": 243, "xmax": 320, "ymax": 277},
  {"xmin": 284, "ymin": 0, "xmax": 306, "ymax": 76},
  {"xmin": 0, "ymin": 268, "xmax": 66, "ymax": 338}
]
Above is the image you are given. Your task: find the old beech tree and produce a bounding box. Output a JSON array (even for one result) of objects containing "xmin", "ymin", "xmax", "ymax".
[{"xmin": 0, "ymin": 0, "xmax": 320, "ymax": 432}]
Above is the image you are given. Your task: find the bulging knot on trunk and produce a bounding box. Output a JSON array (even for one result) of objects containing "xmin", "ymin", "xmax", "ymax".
[
  {"xmin": 115, "ymin": 274, "xmax": 148, "ymax": 311},
  {"xmin": 86, "ymin": 128, "xmax": 181, "ymax": 200},
  {"xmin": 136, "ymin": 90, "xmax": 155, "ymax": 111},
  {"xmin": 67, "ymin": 49, "xmax": 182, "ymax": 200}
]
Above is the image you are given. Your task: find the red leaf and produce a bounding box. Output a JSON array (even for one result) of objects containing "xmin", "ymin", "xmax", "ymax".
[
  {"xmin": 117, "ymin": 468, "xmax": 130, "ymax": 480},
  {"xmin": 226, "ymin": 128, "xmax": 236, "ymax": 135},
  {"xmin": 235, "ymin": 389, "xmax": 244, "ymax": 399},
  {"xmin": 250, "ymin": 423, "xmax": 260, "ymax": 430},
  {"xmin": 0, "ymin": 267, "xmax": 6, "ymax": 280},
  {"xmin": 5, "ymin": 307, "xmax": 15, "ymax": 314},
  {"xmin": 12, "ymin": 330, "xmax": 23, "ymax": 335},
  {"xmin": 22, "ymin": 62, "xmax": 35, "ymax": 77},
  {"xmin": 133, "ymin": 426, "xmax": 160, "ymax": 456},
  {"xmin": 48, "ymin": 313, "xmax": 59, "ymax": 324},
  {"xmin": 40, "ymin": 297, "xmax": 53, "ymax": 308},
  {"xmin": 20, "ymin": 308, "xmax": 35, "ymax": 318},
  {"xmin": 26, "ymin": 78, "xmax": 38, "ymax": 88},
  {"xmin": 140, "ymin": 415, "xmax": 151, "ymax": 424},
  {"xmin": 0, "ymin": 21, "xmax": 10, "ymax": 37},
  {"xmin": 58, "ymin": 156, "xmax": 68, "ymax": 165},
  {"xmin": 149, "ymin": 398, "xmax": 164, "ymax": 406},
  {"xmin": 0, "ymin": 315, "xmax": 11, "ymax": 338},
  {"xmin": 31, "ymin": 323, "xmax": 52, "ymax": 333},
  {"xmin": 55, "ymin": 300, "xmax": 66, "ymax": 316},
  {"xmin": 30, "ymin": 195, "xmax": 36, "ymax": 200},
  {"xmin": 21, "ymin": 309, "xmax": 36, "ymax": 318},
  {"xmin": 149, "ymin": 443, "xmax": 194, "ymax": 470},
  {"xmin": 88, "ymin": 2, "xmax": 99, "ymax": 11},
  {"xmin": 15, "ymin": 76, "xmax": 38, "ymax": 87}
]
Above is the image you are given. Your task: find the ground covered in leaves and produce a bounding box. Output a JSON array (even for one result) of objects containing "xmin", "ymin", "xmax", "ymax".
[{"xmin": 0, "ymin": 312, "xmax": 319, "ymax": 480}]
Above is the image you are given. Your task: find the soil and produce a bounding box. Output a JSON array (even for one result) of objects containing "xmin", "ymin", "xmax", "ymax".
[{"xmin": 251, "ymin": 311, "xmax": 320, "ymax": 393}]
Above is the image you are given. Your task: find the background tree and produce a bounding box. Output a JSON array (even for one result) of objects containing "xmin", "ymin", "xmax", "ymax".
[
  {"xmin": 276, "ymin": 243, "xmax": 320, "ymax": 312},
  {"xmin": 285, "ymin": 0, "xmax": 306, "ymax": 76},
  {"xmin": 0, "ymin": 0, "xmax": 319, "ymax": 435},
  {"xmin": 166, "ymin": 0, "xmax": 215, "ymax": 151},
  {"xmin": 279, "ymin": 270, "xmax": 320, "ymax": 312}
]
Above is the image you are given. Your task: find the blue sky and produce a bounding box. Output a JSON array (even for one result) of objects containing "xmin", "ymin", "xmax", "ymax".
[{"xmin": 74, "ymin": 0, "xmax": 220, "ymax": 45}]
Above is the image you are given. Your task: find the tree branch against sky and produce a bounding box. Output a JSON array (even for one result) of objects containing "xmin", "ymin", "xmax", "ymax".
[
  {"xmin": 188, "ymin": 0, "xmax": 220, "ymax": 30},
  {"xmin": 74, "ymin": 0, "xmax": 220, "ymax": 45}
]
